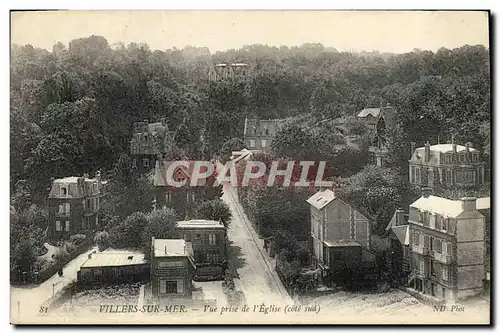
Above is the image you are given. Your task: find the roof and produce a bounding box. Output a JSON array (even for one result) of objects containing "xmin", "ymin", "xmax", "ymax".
[
  {"xmin": 154, "ymin": 160, "xmax": 213, "ymax": 187},
  {"xmin": 307, "ymin": 189, "xmax": 336, "ymax": 210},
  {"xmin": 324, "ymin": 240, "xmax": 361, "ymax": 248},
  {"xmin": 410, "ymin": 195, "xmax": 464, "ymax": 218},
  {"xmin": 357, "ymin": 108, "xmax": 381, "ymax": 118},
  {"xmin": 477, "ymin": 197, "xmax": 490, "ymax": 211},
  {"xmin": 177, "ymin": 219, "xmax": 225, "ymax": 229},
  {"xmin": 391, "ymin": 225, "xmax": 410, "ymax": 246},
  {"xmin": 81, "ymin": 252, "xmax": 147, "ymax": 268},
  {"xmin": 53, "ymin": 176, "xmax": 97, "ymax": 184},
  {"xmin": 49, "ymin": 176, "xmax": 100, "ymax": 199},
  {"xmin": 153, "ymin": 239, "xmax": 193, "ymax": 257},
  {"xmin": 418, "ymin": 144, "xmax": 479, "ymax": 153}
]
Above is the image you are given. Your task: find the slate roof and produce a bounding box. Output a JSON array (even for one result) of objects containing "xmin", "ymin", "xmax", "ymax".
[
  {"xmin": 410, "ymin": 195, "xmax": 464, "ymax": 218},
  {"xmin": 306, "ymin": 189, "xmax": 336, "ymax": 210},
  {"xmin": 177, "ymin": 219, "xmax": 225, "ymax": 229},
  {"xmin": 391, "ymin": 225, "xmax": 410, "ymax": 246},
  {"xmin": 357, "ymin": 108, "xmax": 381, "ymax": 118}
]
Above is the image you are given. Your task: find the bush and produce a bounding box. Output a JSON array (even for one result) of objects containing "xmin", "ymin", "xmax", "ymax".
[
  {"xmin": 69, "ymin": 234, "xmax": 87, "ymax": 245},
  {"xmin": 94, "ymin": 231, "xmax": 110, "ymax": 251}
]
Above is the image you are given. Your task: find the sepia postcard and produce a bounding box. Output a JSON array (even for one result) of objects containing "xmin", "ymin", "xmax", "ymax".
[{"xmin": 9, "ymin": 10, "xmax": 491, "ymax": 325}]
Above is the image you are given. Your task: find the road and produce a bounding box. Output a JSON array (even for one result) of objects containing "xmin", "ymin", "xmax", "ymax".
[
  {"xmin": 222, "ymin": 185, "xmax": 293, "ymax": 306},
  {"xmin": 10, "ymin": 246, "xmax": 97, "ymax": 323}
]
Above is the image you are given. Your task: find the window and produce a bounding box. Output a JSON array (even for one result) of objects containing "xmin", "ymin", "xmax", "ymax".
[
  {"xmin": 445, "ymin": 170, "xmax": 452, "ymax": 184},
  {"xmin": 207, "ymin": 251, "xmax": 219, "ymax": 263},
  {"xmin": 445, "ymin": 155, "xmax": 452, "ymax": 163},
  {"xmin": 86, "ymin": 198, "xmax": 91, "ymax": 210},
  {"xmin": 413, "ymin": 231, "xmax": 420, "ymax": 246},
  {"xmin": 144, "ymin": 134, "xmax": 148, "ymax": 142},
  {"xmin": 60, "ymin": 187, "xmax": 67, "ymax": 196},
  {"xmin": 415, "ymin": 168, "xmax": 421, "ymax": 184},
  {"xmin": 435, "ymin": 239, "xmax": 443, "ymax": 254},
  {"xmin": 58, "ymin": 203, "xmax": 70, "ymax": 216},
  {"xmin": 65, "ymin": 221, "xmax": 70, "ymax": 232},
  {"xmin": 264, "ymin": 128, "xmax": 269, "ymax": 136},
  {"xmin": 209, "ymin": 233, "xmax": 217, "ymax": 245},
  {"xmin": 249, "ymin": 139, "xmax": 256, "ymax": 148},
  {"xmin": 459, "ymin": 154, "xmax": 465, "ymax": 162},
  {"xmin": 442, "ymin": 218, "xmax": 448, "ymax": 231},
  {"xmin": 93, "ymin": 269, "xmax": 102, "ymax": 279},
  {"xmin": 195, "ymin": 234, "xmax": 201, "ymax": 241},
  {"xmin": 435, "ymin": 215, "xmax": 442, "ymax": 230},
  {"xmin": 472, "ymin": 154, "xmax": 478, "ymax": 162},
  {"xmin": 261, "ymin": 139, "xmax": 267, "ymax": 148},
  {"xmin": 160, "ymin": 280, "xmax": 178, "ymax": 294},
  {"xmin": 55, "ymin": 221, "xmax": 61, "ymax": 231},
  {"xmin": 132, "ymin": 159, "xmax": 137, "ymax": 168},
  {"xmin": 442, "ymin": 267, "xmax": 449, "ymax": 281},
  {"xmin": 143, "ymin": 158, "xmax": 149, "ymax": 167},
  {"xmin": 166, "ymin": 191, "xmax": 171, "ymax": 203}
]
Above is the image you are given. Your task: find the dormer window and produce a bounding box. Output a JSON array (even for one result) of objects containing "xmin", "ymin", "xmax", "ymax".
[
  {"xmin": 60, "ymin": 187, "xmax": 67, "ymax": 196},
  {"xmin": 445, "ymin": 155, "xmax": 452, "ymax": 163},
  {"xmin": 459, "ymin": 154, "xmax": 465, "ymax": 162},
  {"xmin": 144, "ymin": 133, "xmax": 148, "ymax": 141},
  {"xmin": 472, "ymin": 154, "xmax": 478, "ymax": 162}
]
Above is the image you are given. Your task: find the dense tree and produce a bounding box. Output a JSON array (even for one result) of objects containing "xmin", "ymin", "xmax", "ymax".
[
  {"xmin": 192, "ymin": 199, "xmax": 232, "ymax": 228},
  {"xmin": 142, "ymin": 208, "xmax": 180, "ymax": 256},
  {"xmin": 109, "ymin": 212, "xmax": 149, "ymax": 249}
]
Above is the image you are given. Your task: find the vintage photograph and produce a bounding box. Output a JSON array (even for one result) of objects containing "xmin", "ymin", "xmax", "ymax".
[{"xmin": 9, "ymin": 10, "xmax": 491, "ymax": 324}]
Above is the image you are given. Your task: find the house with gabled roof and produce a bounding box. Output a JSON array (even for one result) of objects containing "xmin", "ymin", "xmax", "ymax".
[{"xmin": 306, "ymin": 189, "xmax": 378, "ymax": 287}]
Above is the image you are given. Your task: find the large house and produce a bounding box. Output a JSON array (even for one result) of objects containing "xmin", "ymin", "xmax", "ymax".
[
  {"xmin": 48, "ymin": 173, "xmax": 105, "ymax": 241},
  {"xmin": 243, "ymin": 117, "xmax": 287, "ymax": 153},
  {"xmin": 153, "ymin": 160, "xmax": 221, "ymax": 218},
  {"xmin": 177, "ymin": 220, "xmax": 227, "ymax": 279},
  {"xmin": 408, "ymin": 139, "xmax": 485, "ymax": 189},
  {"xmin": 407, "ymin": 188, "xmax": 486, "ymax": 301},
  {"xmin": 150, "ymin": 238, "xmax": 196, "ymax": 299},
  {"xmin": 208, "ymin": 63, "xmax": 249, "ymax": 82},
  {"xmin": 129, "ymin": 118, "xmax": 173, "ymax": 172},
  {"xmin": 306, "ymin": 189, "xmax": 378, "ymax": 287}
]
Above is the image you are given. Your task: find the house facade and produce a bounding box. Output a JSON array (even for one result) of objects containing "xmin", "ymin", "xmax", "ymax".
[
  {"xmin": 151, "ymin": 238, "xmax": 196, "ymax": 299},
  {"xmin": 177, "ymin": 220, "xmax": 227, "ymax": 278},
  {"xmin": 243, "ymin": 117, "xmax": 287, "ymax": 153},
  {"xmin": 384, "ymin": 209, "xmax": 411, "ymax": 280},
  {"xmin": 129, "ymin": 118, "xmax": 173, "ymax": 172},
  {"xmin": 208, "ymin": 63, "xmax": 249, "ymax": 82},
  {"xmin": 356, "ymin": 107, "xmax": 381, "ymax": 131},
  {"xmin": 408, "ymin": 140, "xmax": 485, "ymax": 189},
  {"xmin": 408, "ymin": 189, "xmax": 486, "ymax": 301},
  {"xmin": 153, "ymin": 160, "xmax": 221, "ymax": 218},
  {"xmin": 48, "ymin": 174, "xmax": 104, "ymax": 241},
  {"xmin": 307, "ymin": 189, "xmax": 376, "ymax": 287}
]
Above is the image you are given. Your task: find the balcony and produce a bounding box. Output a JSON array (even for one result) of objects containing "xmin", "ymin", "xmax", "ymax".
[
  {"xmin": 416, "ymin": 270, "xmax": 429, "ymax": 279},
  {"xmin": 412, "ymin": 245, "xmax": 429, "ymax": 256},
  {"xmin": 432, "ymin": 251, "xmax": 452, "ymax": 264}
]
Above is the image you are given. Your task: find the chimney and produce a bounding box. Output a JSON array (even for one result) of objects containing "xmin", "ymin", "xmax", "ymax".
[
  {"xmin": 452, "ymin": 135, "xmax": 457, "ymax": 153},
  {"xmin": 461, "ymin": 197, "xmax": 477, "ymax": 212},
  {"xmin": 88, "ymin": 253, "xmax": 92, "ymax": 259},
  {"xmin": 395, "ymin": 209, "xmax": 406, "ymax": 226},
  {"xmin": 77, "ymin": 177, "xmax": 85, "ymax": 196},
  {"xmin": 151, "ymin": 237, "xmax": 155, "ymax": 257},
  {"xmin": 421, "ymin": 187, "xmax": 433, "ymax": 198},
  {"xmin": 165, "ymin": 245, "xmax": 167, "ymax": 254},
  {"xmin": 424, "ymin": 141, "xmax": 431, "ymax": 163}
]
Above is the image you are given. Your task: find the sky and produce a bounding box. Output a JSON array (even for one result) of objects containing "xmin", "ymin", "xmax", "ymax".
[{"xmin": 11, "ymin": 10, "xmax": 490, "ymax": 54}]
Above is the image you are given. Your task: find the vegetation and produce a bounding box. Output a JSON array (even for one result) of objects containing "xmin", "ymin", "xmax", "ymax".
[{"xmin": 192, "ymin": 199, "xmax": 232, "ymax": 228}]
